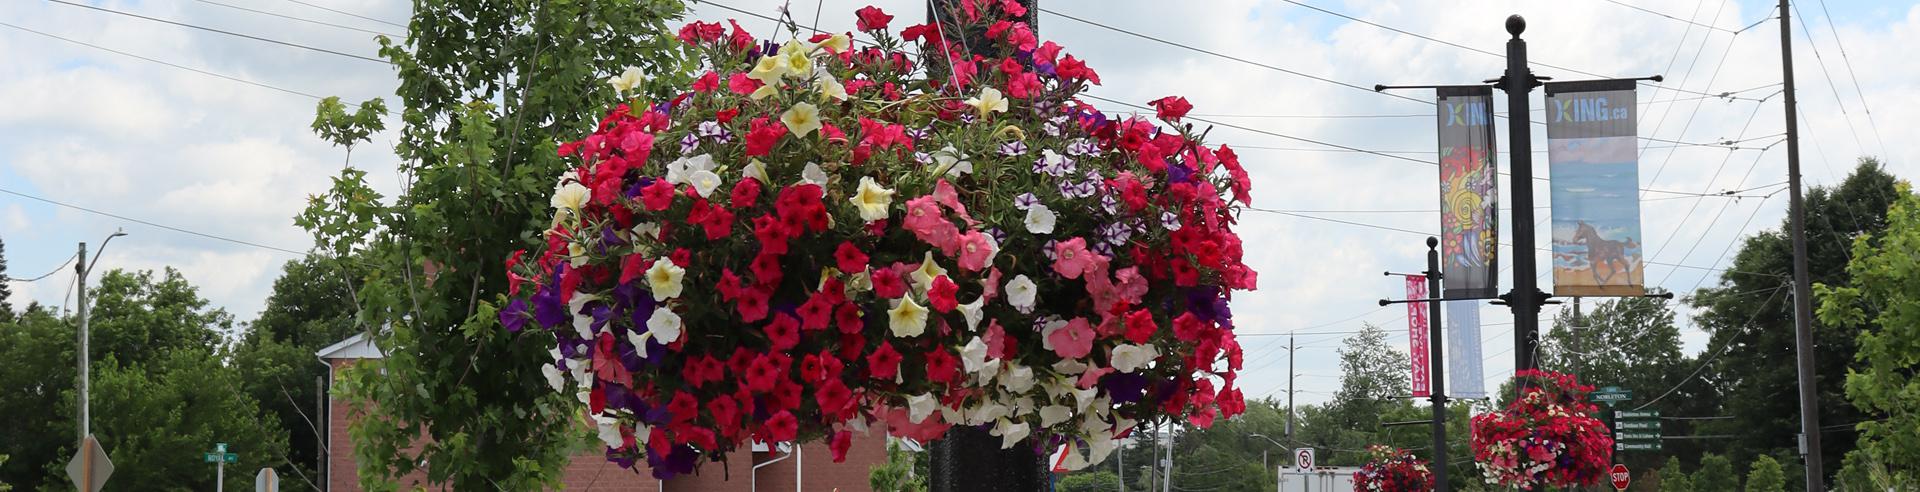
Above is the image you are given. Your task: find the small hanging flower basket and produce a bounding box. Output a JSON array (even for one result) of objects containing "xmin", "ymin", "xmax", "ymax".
[{"xmin": 1352, "ymin": 445, "xmax": 1435, "ymax": 492}]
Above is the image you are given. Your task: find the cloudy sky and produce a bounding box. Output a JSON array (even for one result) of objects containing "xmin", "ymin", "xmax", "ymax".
[{"xmin": 3, "ymin": 0, "xmax": 1914, "ymax": 407}]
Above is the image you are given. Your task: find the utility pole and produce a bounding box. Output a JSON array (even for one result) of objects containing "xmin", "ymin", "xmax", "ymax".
[
  {"xmin": 1778, "ymin": 0, "xmax": 1825, "ymax": 489},
  {"xmin": 1161, "ymin": 425, "xmax": 1173, "ymax": 492},
  {"xmin": 1571, "ymin": 297, "xmax": 1583, "ymax": 378},
  {"xmin": 1424, "ymin": 238, "xmax": 1449, "ymax": 492},
  {"xmin": 1500, "ymin": 15, "xmax": 1545, "ymax": 377},
  {"xmin": 1286, "ymin": 335, "xmax": 1296, "ymax": 441},
  {"xmin": 75, "ymin": 242, "xmax": 90, "ymax": 441},
  {"xmin": 316, "ymin": 375, "xmax": 327, "ymax": 492}
]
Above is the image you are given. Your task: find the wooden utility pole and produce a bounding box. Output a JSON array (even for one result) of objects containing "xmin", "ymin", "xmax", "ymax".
[{"xmin": 1777, "ymin": 0, "xmax": 1825, "ymax": 489}]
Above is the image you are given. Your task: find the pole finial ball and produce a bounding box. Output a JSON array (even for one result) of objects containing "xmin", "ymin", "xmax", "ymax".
[
  {"xmin": 1505, "ymin": 15, "xmax": 1526, "ymax": 38},
  {"xmin": 1427, "ymin": 236, "xmax": 1440, "ymax": 248}
]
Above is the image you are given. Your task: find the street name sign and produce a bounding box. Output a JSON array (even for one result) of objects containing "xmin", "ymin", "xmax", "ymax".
[
  {"xmin": 1615, "ymin": 441, "xmax": 1662, "ymax": 452},
  {"xmin": 1614, "ymin": 420, "xmax": 1660, "ymax": 431}
]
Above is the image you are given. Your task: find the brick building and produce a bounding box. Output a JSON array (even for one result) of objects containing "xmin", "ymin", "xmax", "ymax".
[{"xmin": 316, "ymin": 334, "xmax": 891, "ymax": 492}]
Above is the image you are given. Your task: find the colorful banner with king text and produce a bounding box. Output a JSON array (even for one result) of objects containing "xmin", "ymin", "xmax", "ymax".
[
  {"xmin": 1405, "ymin": 275, "xmax": 1431, "ymax": 398},
  {"xmin": 1436, "ymin": 86, "xmax": 1500, "ymax": 299},
  {"xmin": 1546, "ymin": 80, "xmax": 1646, "ymax": 297}
]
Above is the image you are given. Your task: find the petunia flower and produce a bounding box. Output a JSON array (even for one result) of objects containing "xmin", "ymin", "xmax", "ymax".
[
  {"xmin": 907, "ymin": 393, "xmax": 939, "ymax": 424},
  {"xmin": 992, "ymin": 417, "xmax": 1029, "ymax": 449},
  {"xmin": 849, "ymin": 176, "xmax": 895, "ymax": 222},
  {"xmin": 1013, "ymin": 193, "xmax": 1040, "ymax": 210},
  {"xmin": 748, "ymin": 55, "xmax": 789, "ymax": 84},
  {"xmin": 1109, "ymin": 343, "xmax": 1159, "ymax": 373},
  {"xmin": 1047, "ymin": 317, "xmax": 1095, "ymax": 359},
  {"xmin": 551, "ymin": 179, "xmax": 590, "ymax": 212},
  {"xmin": 955, "ymin": 231, "xmax": 997, "ymax": 271},
  {"xmin": 647, "ymin": 307, "xmax": 683, "ymax": 344},
  {"xmin": 1051, "ymin": 237, "xmax": 1097, "ymax": 279},
  {"xmin": 887, "ymin": 296, "xmax": 929, "ymax": 337},
  {"xmin": 960, "ymin": 336, "xmax": 990, "ymax": 372},
  {"xmin": 908, "ymin": 252, "xmax": 948, "ymax": 293},
  {"xmin": 781, "ymin": 102, "xmax": 824, "ymax": 137},
  {"xmin": 956, "ymin": 295, "xmax": 985, "ymax": 332},
  {"xmin": 801, "ymin": 162, "xmax": 829, "ymax": 186},
  {"xmin": 1038, "ymin": 405, "xmax": 1072, "ymax": 427},
  {"xmin": 645, "ymin": 258, "xmax": 685, "ymax": 301},
  {"xmin": 743, "ymin": 159, "xmax": 771, "ymax": 185},
  {"xmin": 607, "ymin": 66, "xmax": 644, "ymax": 94},
  {"xmin": 1024, "ymin": 204, "xmax": 1057, "ymax": 234},
  {"xmin": 541, "ymin": 363, "xmax": 565, "ymax": 392},
  {"xmin": 688, "ymin": 169, "xmax": 723, "ymax": 197},
  {"xmin": 1005, "ymin": 274, "xmax": 1037, "ymax": 311},
  {"xmin": 999, "ymin": 364, "xmax": 1036, "ymax": 393},
  {"xmin": 966, "ymin": 87, "xmax": 1010, "ymax": 117},
  {"xmin": 595, "ymin": 415, "xmax": 626, "ymax": 448}
]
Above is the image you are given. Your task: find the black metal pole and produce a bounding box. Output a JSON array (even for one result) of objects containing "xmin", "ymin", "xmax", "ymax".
[
  {"xmin": 1777, "ymin": 0, "xmax": 1825, "ymax": 489},
  {"xmin": 927, "ymin": 1, "xmax": 1048, "ymax": 490},
  {"xmin": 1425, "ymin": 237, "xmax": 1448, "ymax": 492},
  {"xmin": 1499, "ymin": 15, "xmax": 1544, "ymax": 377}
]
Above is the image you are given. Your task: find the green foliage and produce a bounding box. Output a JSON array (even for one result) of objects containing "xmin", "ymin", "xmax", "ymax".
[
  {"xmin": 310, "ymin": 96, "xmax": 388, "ymax": 151},
  {"xmin": 1816, "ymin": 181, "xmax": 1920, "ymax": 487},
  {"xmin": 1691, "ymin": 159, "xmax": 1900, "ymax": 470},
  {"xmin": 869, "ymin": 441, "xmax": 927, "ymax": 492},
  {"xmin": 1662, "ymin": 456, "xmax": 1694, "ymax": 492},
  {"xmin": 1745, "ymin": 455, "xmax": 1785, "ymax": 492},
  {"xmin": 0, "ymin": 269, "xmax": 287, "ymax": 489},
  {"xmin": 1056, "ymin": 470, "xmax": 1119, "ymax": 492},
  {"xmin": 1835, "ymin": 449, "xmax": 1906, "ymax": 492},
  {"xmin": 1695, "ymin": 453, "xmax": 1738, "ymax": 492},
  {"xmin": 1539, "ymin": 296, "xmax": 1703, "ymax": 470},
  {"xmin": 230, "ymin": 255, "xmax": 367, "ymax": 484},
  {"xmin": 299, "ymin": 0, "xmax": 693, "ymax": 488},
  {"xmin": 0, "ymin": 236, "xmax": 14, "ymax": 322}
]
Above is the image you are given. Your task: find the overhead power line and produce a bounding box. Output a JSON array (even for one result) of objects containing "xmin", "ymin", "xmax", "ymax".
[
  {"xmin": 194, "ymin": 0, "xmax": 402, "ymax": 37},
  {"xmin": 1602, "ymin": 0, "xmax": 1744, "ymax": 34},
  {"xmin": 0, "ymin": 21, "xmax": 334, "ymax": 102},
  {"xmin": 0, "ymin": 187, "xmax": 308, "ymax": 256},
  {"xmin": 46, "ymin": 0, "xmax": 389, "ymax": 64},
  {"xmin": 3, "ymin": 253, "xmax": 78, "ymax": 283},
  {"xmin": 279, "ymin": 0, "xmax": 407, "ymax": 29}
]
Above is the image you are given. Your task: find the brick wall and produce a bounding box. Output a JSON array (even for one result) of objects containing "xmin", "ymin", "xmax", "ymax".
[{"xmin": 324, "ymin": 358, "xmax": 888, "ymax": 492}]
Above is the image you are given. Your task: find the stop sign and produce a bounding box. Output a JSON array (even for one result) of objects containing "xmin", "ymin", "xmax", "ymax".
[{"xmin": 1610, "ymin": 463, "xmax": 1631, "ymax": 490}]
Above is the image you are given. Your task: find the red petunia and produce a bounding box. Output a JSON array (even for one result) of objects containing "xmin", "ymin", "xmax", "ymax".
[
  {"xmin": 925, "ymin": 347, "xmax": 958, "ymax": 384},
  {"xmin": 692, "ymin": 71, "xmax": 720, "ymax": 92},
  {"xmin": 830, "ymin": 431, "xmax": 854, "ymax": 462},
  {"xmin": 835, "ymin": 303, "xmax": 865, "ymax": 334},
  {"xmin": 766, "ymin": 313, "xmax": 801, "ymax": 350},
  {"xmin": 729, "ymin": 72, "xmax": 762, "ymax": 95},
  {"xmin": 855, "ymin": 6, "xmax": 893, "ymax": 32},
  {"xmin": 835, "ymin": 241, "xmax": 870, "ymax": 272},
  {"xmin": 707, "ymin": 394, "xmax": 740, "ymax": 433},
  {"xmin": 745, "ymin": 117, "xmax": 786, "ymax": 156},
  {"xmin": 815, "ymin": 378, "xmax": 853, "ymax": 414},
  {"xmin": 867, "ymin": 341, "xmax": 903, "ymax": 380},
  {"xmin": 762, "ymin": 410, "xmax": 799, "ymax": 442},
  {"xmin": 1149, "ymin": 96, "xmax": 1193, "ymax": 121},
  {"xmin": 640, "ymin": 179, "xmax": 676, "ymax": 211},
  {"xmin": 668, "ymin": 391, "xmax": 699, "ymax": 424},
  {"xmin": 744, "ymin": 353, "xmax": 780, "ymax": 393},
  {"xmin": 730, "ymin": 177, "xmax": 762, "ymax": 210},
  {"xmin": 1125, "ymin": 309, "xmax": 1158, "ymax": 344},
  {"xmin": 798, "ymin": 292, "xmax": 834, "ymax": 331},
  {"xmin": 737, "ymin": 285, "xmax": 771, "ymax": 322},
  {"xmin": 871, "ymin": 266, "xmax": 907, "ymax": 299},
  {"xmin": 927, "ymin": 275, "xmax": 959, "ymax": 313}
]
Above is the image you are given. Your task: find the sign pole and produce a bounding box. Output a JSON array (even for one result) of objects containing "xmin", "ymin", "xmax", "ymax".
[{"xmin": 1423, "ymin": 238, "xmax": 1449, "ymax": 492}]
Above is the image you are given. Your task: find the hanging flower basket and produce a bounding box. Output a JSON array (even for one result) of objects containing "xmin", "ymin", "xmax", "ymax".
[
  {"xmin": 1468, "ymin": 370, "xmax": 1614, "ymax": 489},
  {"xmin": 1352, "ymin": 445, "xmax": 1435, "ymax": 492},
  {"xmin": 500, "ymin": 0, "xmax": 1256, "ymax": 478}
]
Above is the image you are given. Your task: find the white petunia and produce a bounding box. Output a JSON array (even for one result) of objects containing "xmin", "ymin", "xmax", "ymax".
[
  {"xmin": 961, "ymin": 336, "xmax": 990, "ymax": 372},
  {"xmin": 1038, "ymin": 405, "xmax": 1072, "ymax": 427},
  {"xmin": 607, "ymin": 66, "xmax": 644, "ymax": 94},
  {"xmin": 744, "ymin": 159, "xmax": 771, "ymax": 184},
  {"xmin": 625, "ymin": 328, "xmax": 652, "ymax": 358},
  {"xmin": 801, "ymin": 162, "xmax": 830, "ymax": 186},
  {"xmin": 569, "ymin": 294, "xmax": 597, "ymax": 340},
  {"xmin": 1024, "ymin": 204, "xmax": 1057, "ymax": 234},
  {"xmin": 907, "ymin": 393, "xmax": 939, "ymax": 424},
  {"xmin": 541, "ymin": 364, "xmax": 565, "ymax": 392},
  {"xmin": 849, "ymin": 176, "xmax": 896, "ymax": 222},
  {"xmin": 688, "ymin": 169, "xmax": 723, "ymax": 197},
  {"xmin": 909, "ymin": 252, "xmax": 947, "ymax": 293},
  {"xmin": 594, "ymin": 415, "xmax": 625, "ymax": 448},
  {"xmin": 551, "ymin": 180, "xmax": 590, "ymax": 211},
  {"xmin": 932, "ymin": 145, "xmax": 972, "ymax": 177},
  {"xmin": 888, "ymin": 296, "xmax": 929, "ymax": 338},
  {"xmin": 645, "ymin": 258, "xmax": 685, "ymax": 301},
  {"xmin": 956, "ymin": 296, "xmax": 985, "ymax": 332},
  {"xmin": 647, "ymin": 308, "xmax": 683, "ymax": 344},
  {"xmin": 992, "ymin": 418, "xmax": 1029, "ymax": 449},
  {"xmin": 1110, "ymin": 343, "xmax": 1161, "ymax": 373},
  {"xmin": 1005, "ymin": 274, "xmax": 1037, "ymax": 311},
  {"xmin": 999, "ymin": 364, "xmax": 1036, "ymax": 393}
]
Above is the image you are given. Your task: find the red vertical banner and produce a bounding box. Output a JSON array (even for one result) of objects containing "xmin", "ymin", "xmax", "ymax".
[{"xmin": 1406, "ymin": 275, "xmax": 1431, "ymax": 397}]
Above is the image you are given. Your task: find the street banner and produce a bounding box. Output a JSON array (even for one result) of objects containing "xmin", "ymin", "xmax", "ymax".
[
  {"xmin": 1436, "ymin": 86, "xmax": 1500, "ymax": 299},
  {"xmin": 1405, "ymin": 275, "xmax": 1431, "ymax": 398},
  {"xmin": 1546, "ymin": 80, "xmax": 1646, "ymax": 297},
  {"xmin": 1445, "ymin": 300, "xmax": 1487, "ymax": 399}
]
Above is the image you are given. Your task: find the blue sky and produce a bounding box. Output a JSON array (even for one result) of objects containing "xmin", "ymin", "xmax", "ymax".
[{"xmin": 4, "ymin": 0, "xmax": 1917, "ymax": 408}]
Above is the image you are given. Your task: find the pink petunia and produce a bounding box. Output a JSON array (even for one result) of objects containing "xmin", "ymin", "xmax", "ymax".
[
  {"xmin": 1047, "ymin": 317, "xmax": 1095, "ymax": 359},
  {"xmin": 955, "ymin": 231, "xmax": 995, "ymax": 272},
  {"xmin": 1051, "ymin": 237, "xmax": 1097, "ymax": 279}
]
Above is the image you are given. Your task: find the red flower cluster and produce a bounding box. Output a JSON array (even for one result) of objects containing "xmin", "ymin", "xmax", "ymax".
[{"xmin": 1468, "ymin": 370, "xmax": 1614, "ymax": 489}]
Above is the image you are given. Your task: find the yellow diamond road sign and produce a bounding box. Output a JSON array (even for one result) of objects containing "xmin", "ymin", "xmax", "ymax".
[{"xmin": 65, "ymin": 435, "xmax": 113, "ymax": 492}]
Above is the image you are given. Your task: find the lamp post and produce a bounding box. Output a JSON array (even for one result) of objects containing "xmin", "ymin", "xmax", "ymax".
[
  {"xmin": 76, "ymin": 229, "xmax": 128, "ymax": 441},
  {"xmin": 1248, "ymin": 433, "xmax": 1287, "ymax": 482}
]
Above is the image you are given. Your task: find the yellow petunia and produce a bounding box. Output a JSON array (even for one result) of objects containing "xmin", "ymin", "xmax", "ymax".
[
  {"xmin": 965, "ymin": 87, "xmax": 1009, "ymax": 117},
  {"xmin": 781, "ymin": 102, "xmax": 824, "ymax": 137},
  {"xmin": 849, "ymin": 176, "xmax": 896, "ymax": 221},
  {"xmin": 888, "ymin": 296, "xmax": 929, "ymax": 338}
]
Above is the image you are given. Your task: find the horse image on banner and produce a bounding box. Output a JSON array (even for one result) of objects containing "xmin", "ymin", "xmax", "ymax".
[{"xmin": 1546, "ymin": 80, "xmax": 1646, "ymax": 297}]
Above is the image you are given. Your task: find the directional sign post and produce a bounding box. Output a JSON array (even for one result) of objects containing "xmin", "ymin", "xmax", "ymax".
[
  {"xmin": 1293, "ymin": 448, "xmax": 1315, "ymax": 472},
  {"xmin": 65, "ymin": 435, "xmax": 113, "ymax": 492},
  {"xmin": 206, "ymin": 443, "xmax": 238, "ymax": 492},
  {"xmin": 1611, "ymin": 409, "xmax": 1662, "ymax": 453}
]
